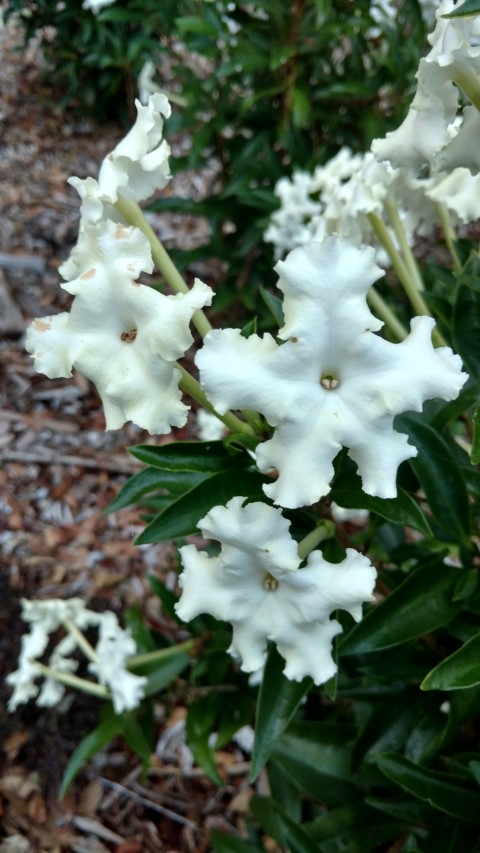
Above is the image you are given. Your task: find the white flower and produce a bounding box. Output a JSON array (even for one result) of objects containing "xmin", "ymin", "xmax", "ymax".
[
  {"xmin": 68, "ymin": 93, "xmax": 171, "ymax": 227},
  {"xmin": 83, "ymin": 0, "xmax": 116, "ymax": 10},
  {"xmin": 196, "ymin": 239, "xmax": 467, "ymax": 509},
  {"xmin": 7, "ymin": 624, "xmax": 49, "ymax": 711},
  {"xmin": 176, "ymin": 497, "xmax": 376, "ymax": 684},
  {"xmin": 330, "ymin": 503, "xmax": 370, "ymax": 525},
  {"xmin": 89, "ymin": 613, "xmax": 147, "ymax": 714},
  {"xmin": 196, "ymin": 410, "xmax": 226, "ymax": 441},
  {"xmin": 26, "ymin": 220, "xmax": 213, "ymax": 433}
]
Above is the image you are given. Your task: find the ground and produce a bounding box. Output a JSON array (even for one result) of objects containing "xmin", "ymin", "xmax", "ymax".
[{"xmin": 0, "ymin": 18, "xmax": 256, "ymax": 853}]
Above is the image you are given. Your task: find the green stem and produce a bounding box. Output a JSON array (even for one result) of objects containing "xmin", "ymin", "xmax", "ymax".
[
  {"xmin": 368, "ymin": 213, "xmax": 445, "ymax": 346},
  {"xmin": 35, "ymin": 662, "xmax": 110, "ymax": 699},
  {"xmin": 178, "ymin": 364, "xmax": 256, "ymax": 438},
  {"xmin": 367, "ymin": 287, "xmax": 408, "ymax": 341},
  {"xmin": 297, "ymin": 520, "xmax": 335, "ymax": 561},
  {"xmin": 385, "ymin": 198, "xmax": 425, "ymax": 292},
  {"xmin": 437, "ymin": 202, "xmax": 462, "ymax": 274},
  {"xmin": 63, "ymin": 619, "xmax": 98, "ymax": 664},
  {"xmin": 127, "ymin": 639, "xmax": 196, "ymax": 669},
  {"xmin": 115, "ymin": 196, "xmax": 212, "ymax": 338},
  {"xmin": 452, "ymin": 65, "xmax": 480, "ymax": 112}
]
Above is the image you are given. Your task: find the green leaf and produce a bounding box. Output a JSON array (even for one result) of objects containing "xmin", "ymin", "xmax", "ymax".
[
  {"xmin": 340, "ymin": 557, "xmax": 462, "ymax": 656},
  {"xmin": 443, "ymin": 0, "xmax": 480, "ymax": 18},
  {"xmin": 210, "ymin": 830, "xmax": 264, "ymax": 853},
  {"xmin": 330, "ymin": 473, "xmax": 432, "ymax": 536},
  {"xmin": 272, "ymin": 722, "xmax": 362, "ymax": 806},
  {"xmin": 141, "ymin": 651, "xmax": 191, "ymax": 697},
  {"xmin": 186, "ymin": 693, "xmax": 223, "ymax": 785},
  {"xmin": 129, "ymin": 440, "xmax": 250, "ymax": 473},
  {"xmin": 106, "ymin": 467, "xmax": 207, "ymax": 512},
  {"xmin": 421, "ymin": 633, "xmax": 480, "ymax": 691},
  {"xmin": 376, "ymin": 753, "xmax": 480, "ymax": 824},
  {"xmin": 397, "ymin": 415, "xmax": 471, "ymax": 543},
  {"xmin": 452, "ymin": 281, "xmax": 480, "ymax": 386},
  {"xmin": 302, "ymin": 804, "xmax": 405, "ymax": 852},
  {"xmin": 122, "ymin": 716, "xmax": 152, "ymax": 769},
  {"xmin": 250, "ymin": 796, "xmax": 319, "ymax": 853},
  {"xmin": 259, "ymin": 286, "xmax": 284, "ymax": 327},
  {"xmin": 60, "ymin": 715, "xmax": 123, "ymax": 798},
  {"xmin": 471, "ymin": 405, "xmax": 480, "ymax": 465},
  {"xmin": 136, "ymin": 470, "xmax": 266, "ymax": 543},
  {"xmin": 250, "ymin": 645, "xmax": 311, "ymax": 781}
]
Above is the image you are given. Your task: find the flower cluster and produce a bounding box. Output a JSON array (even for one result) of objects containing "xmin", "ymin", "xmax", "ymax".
[
  {"xmin": 20, "ymin": 6, "xmax": 472, "ymax": 694},
  {"xmin": 7, "ymin": 599, "xmax": 146, "ymax": 714}
]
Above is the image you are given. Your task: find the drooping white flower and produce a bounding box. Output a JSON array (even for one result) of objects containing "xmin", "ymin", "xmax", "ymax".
[
  {"xmin": 68, "ymin": 93, "xmax": 171, "ymax": 227},
  {"xmin": 88, "ymin": 612, "xmax": 147, "ymax": 714},
  {"xmin": 26, "ymin": 220, "xmax": 213, "ymax": 433},
  {"xmin": 196, "ymin": 239, "xmax": 467, "ymax": 509},
  {"xmin": 7, "ymin": 598, "xmax": 147, "ymax": 715},
  {"xmin": 176, "ymin": 497, "xmax": 376, "ymax": 684}
]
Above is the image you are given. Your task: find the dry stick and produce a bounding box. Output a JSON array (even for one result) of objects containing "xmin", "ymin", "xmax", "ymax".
[
  {"xmin": 96, "ymin": 776, "xmax": 197, "ymax": 828},
  {"xmin": 1, "ymin": 449, "xmax": 141, "ymax": 474}
]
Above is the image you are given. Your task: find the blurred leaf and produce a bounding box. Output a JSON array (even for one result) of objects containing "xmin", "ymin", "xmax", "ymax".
[
  {"xmin": 129, "ymin": 440, "xmax": 250, "ymax": 473},
  {"xmin": 122, "ymin": 716, "xmax": 152, "ymax": 769},
  {"xmin": 136, "ymin": 470, "xmax": 266, "ymax": 543},
  {"xmin": 302, "ymin": 803, "xmax": 405, "ymax": 851},
  {"xmin": 250, "ymin": 796, "xmax": 319, "ymax": 853},
  {"xmin": 60, "ymin": 715, "xmax": 123, "ymax": 798},
  {"xmin": 471, "ymin": 405, "xmax": 480, "ymax": 465},
  {"xmin": 211, "ymin": 831, "xmax": 264, "ymax": 853},
  {"xmin": 272, "ymin": 721, "xmax": 362, "ymax": 805},
  {"xmin": 376, "ymin": 753, "xmax": 480, "ymax": 824},
  {"xmin": 452, "ymin": 281, "xmax": 480, "ymax": 387},
  {"xmin": 106, "ymin": 467, "xmax": 208, "ymax": 512},
  {"xmin": 340, "ymin": 557, "xmax": 462, "ymax": 656},
  {"xmin": 421, "ymin": 633, "xmax": 480, "ymax": 691},
  {"xmin": 250, "ymin": 645, "xmax": 311, "ymax": 781},
  {"xmin": 141, "ymin": 651, "xmax": 191, "ymax": 697},
  {"xmin": 186, "ymin": 693, "xmax": 223, "ymax": 785},
  {"xmin": 259, "ymin": 286, "xmax": 284, "ymax": 326}
]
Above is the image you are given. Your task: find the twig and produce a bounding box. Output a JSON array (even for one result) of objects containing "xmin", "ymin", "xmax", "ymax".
[
  {"xmin": 1, "ymin": 449, "xmax": 141, "ymax": 475},
  {"xmin": 95, "ymin": 776, "xmax": 197, "ymax": 828}
]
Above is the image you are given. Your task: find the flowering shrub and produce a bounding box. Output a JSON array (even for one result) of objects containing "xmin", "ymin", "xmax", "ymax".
[{"xmin": 10, "ymin": 0, "xmax": 480, "ymax": 848}]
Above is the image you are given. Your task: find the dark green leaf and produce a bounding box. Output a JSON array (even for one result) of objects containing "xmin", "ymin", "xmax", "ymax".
[
  {"xmin": 250, "ymin": 645, "xmax": 311, "ymax": 781},
  {"xmin": 471, "ymin": 405, "xmax": 480, "ymax": 465},
  {"xmin": 302, "ymin": 804, "xmax": 405, "ymax": 852},
  {"xmin": 250, "ymin": 796, "xmax": 319, "ymax": 853},
  {"xmin": 443, "ymin": 0, "xmax": 480, "ymax": 18},
  {"xmin": 210, "ymin": 830, "xmax": 264, "ymax": 853},
  {"xmin": 452, "ymin": 281, "xmax": 480, "ymax": 386},
  {"xmin": 398, "ymin": 415, "xmax": 471, "ymax": 542},
  {"xmin": 376, "ymin": 753, "xmax": 480, "ymax": 824},
  {"xmin": 141, "ymin": 651, "xmax": 191, "ymax": 697},
  {"xmin": 340, "ymin": 558, "xmax": 462, "ymax": 656},
  {"xmin": 272, "ymin": 721, "xmax": 362, "ymax": 805},
  {"xmin": 122, "ymin": 716, "xmax": 152, "ymax": 768},
  {"xmin": 129, "ymin": 440, "xmax": 250, "ymax": 473},
  {"xmin": 259, "ymin": 286, "xmax": 284, "ymax": 327},
  {"xmin": 136, "ymin": 470, "xmax": 266, "ymax": 543},
  {"xmin": 331, "ymin": 473, "xmax": 432, "ymax": 536},
  {"xmin": 421, "ymin": 633, "xmax": 480, "ymax": 691},
  {"xmin": 186, "ymin": 693, "xmax": 223, "ymax": 785},
  {"xmin": 106, "ymin": 467, "xmax": 207, "ymax": 512}
]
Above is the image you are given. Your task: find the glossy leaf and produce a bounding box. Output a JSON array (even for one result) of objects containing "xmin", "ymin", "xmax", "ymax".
[
  {"xmin": 250, "ymin": 796, "xmax": 319, "ymax": 853},
  {"xmin": 136, "ymin": 470, "xmax": 266, "ymax": 543},
  {"xmin": 129, "ymin": 440, "xmax": 250, "ymax": 473},
  {"xmin": 106, "ymin": 467, "xmax": 207, "ymax": 512},
  {"xmin": 398, "ymin": 415, "xmax": 471, "ymax": 543},
  {"xmin": 302, "ymin": 804, "xmax": 405, "ymax": 852},
  {"xmin": 250, "ymin": 645, "xmax": 311, "ymax": 781},
  {"xmin": 443, "ymin": 0, "xmax": 480, "ymax": 17},
  {"xmin": 376, "ymin": 753, "xmax": 480, "ymax": 824},
  {"xmin": 330, "ymin": 473, "xmax": 432, "ymax": 536},
  {"xmin": 340, "ymin": 558, "xmax": 462, "ymax": 656},
  {"xmin": 421, "ymin": 633, "xmax": 480, "ymax": 691}
]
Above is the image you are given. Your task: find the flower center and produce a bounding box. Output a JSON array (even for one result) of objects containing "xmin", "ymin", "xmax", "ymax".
[
  {"xmin": 320, "ymin": 373, "xmax": 339, "ymax": 390},
  {"xmin": 263, "ymin": 574, "xmax": 279, "ymax": 591},
  {"xmin": 120, "ymin": 328, "xmax": 137, "ymax": 343}
]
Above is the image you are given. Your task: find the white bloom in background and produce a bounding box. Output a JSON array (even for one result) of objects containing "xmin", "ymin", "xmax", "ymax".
[
  {"xmin": 69, "ymin": 93, "xmax": 172, "ymax": 227},
  {"xmin": 89, "ymin": 612, "xmax": 147, "ymax": 714},
  {"xmin": 83, "ymin": 0, "xmax": 116, "ymax": 11},
  {"xmin": 176, "ymin": 497, "xmax": 376, "ymax": 684},
  {"xmin": 197, "ymin": 239, "xmax": 467, "ymax": 509},
  {"xmin": 26, "ymin": 220, "xmax": 213, "ymax": 433},
  {"xmin": 196, "ymin": 409, "xmax": 227, "ymax": 441},
  {"xmin": 138, "ymin": 60, "xmax": 161, "ymax": 105},
  {"xmin": 330, "ymin": 503, "xmax": 370, "ymax": 525},
  {"xmin": 7, "ymin": 599, "xmax": 147, "ymax": 714}
]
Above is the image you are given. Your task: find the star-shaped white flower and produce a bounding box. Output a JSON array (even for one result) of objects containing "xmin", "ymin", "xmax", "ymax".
[
  {"xmin": 89, "ymin": 612, "xmax": 147, "ymax": 714},
  {"xmin": 176, "ymin": 497, "xmax": 376, "ymax": 684},
  {"xmin": 26, "ymin": 219, "xmax": 212, "ymax": 433},
  {"xmin": 196, "ymin": 238, "xmax": 467, "ymax": 508}
]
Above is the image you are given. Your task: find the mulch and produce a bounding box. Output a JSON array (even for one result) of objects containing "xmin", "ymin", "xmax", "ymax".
[{"xmin": 0, "ymin": 18, "xmax": 259, "ymax": 853}]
